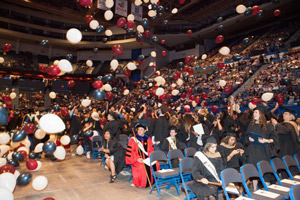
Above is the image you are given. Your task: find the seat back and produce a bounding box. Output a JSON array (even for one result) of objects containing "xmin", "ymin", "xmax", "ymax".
[
  {"xmin": 283, "ymin": 155, "xmax": 298, "ymax": 168},
  {"xmin": 271, "ymin": 157, "xmax": 287, "ymax": 171},
  {"xmin": 184, "ymin": 147, "xmax": 197, "ymax": 158},
  {"xmin": 179, "ymin": 158, "xmax": 195, "ymax": 199},
  {"xmin": 257, "ymin": 160, "xmax": 281, "ymax": 188},
  {"xmin": 150, "ymin": 151, "xmax": 168, "ymax": 163},
  {"xmin": 169, "ymin": 149, "xmax": 184, "ymax": 160},
  {"xmin": 240, "ymin": 164, "xmax": 260, "ymax": 181},
  {"xmin": 294, "ymin": 153, "xmax": 300, "ymax": 166},
  {"xmin": 92, "ymin": 135, "xmax": 102, "ymax": 142},
  {"xmin": 290, "ymin": 184, "xmax": 300, "ymax": 200},
  {"xmin": 220, "ymin": 168, "xmax": 243, "ymax": 200},
  {"xmin": 92, "ymin": 136, "xmax": 102, "ymax": 149},
  {"xmin": 178, "ymin": 142, "xmax": 187, "ymax": 150}
]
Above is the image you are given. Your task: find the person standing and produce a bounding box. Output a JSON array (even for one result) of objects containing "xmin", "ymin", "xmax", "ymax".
[{"xmin": 153, "ymin": 106, "xmax": 169, "ymax": 149}]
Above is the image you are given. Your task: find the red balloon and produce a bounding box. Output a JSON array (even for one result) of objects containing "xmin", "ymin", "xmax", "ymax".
[
  {"xmin": 64, "ymin": 144, "xmax": 70, "ymax": 149},
  {"xmin": 276, "ymin": 94, "xmax": 284, "ymax": 105},
  {"xmin": 0, "ymin": 164, "xmax": 15, "ymax": 174},
  {"xmin": 183, "ymin": 66, "xmax": 188, "ymax": 72},
  {"xmin": 68, "ymin": 80, "xmax": 75, "ymax": 87},
  {"xmin": 251, "ymin": 98, "xmax": 261, "ymax": 105},
  {"xmin": 137, "ymin": 81, "xmax": 141, "ymax": 87},
  {"xmin": 19, "ymin": 150, "xmax": 27, "ymax": 158},
  {"xmin": 6, "ymin": 101, "xmax": 12, "ymax": 109},
  {"xmin": 79, "ymin": 0, "xmax": 92, "ymax": 7},
  {"xmin": 2, "ymin": 94, "xmax": 11, "ymax": 102},
  {"xmin": 78, "ymin": 141, "xmax": 83, "ymax": 146},
  {"xmin": 26, "ymin": 159, "xmax": 38, "ymax": 170},
  {"xmin": 145, "ymin": 91, "xmax": 150, "ymax": 96},
  {"xmin": 60, "ymin": 107, "xmax": 68, "ymax": 116},
  {"xmin": 92, "ymin": 80, "xmax": 103, "ymax": 89},
  {"xmin": 215, "ymin": 35, "xmax": 224, "ymax": 44},
  {"xmin": 201, "ymin": 92, "xmax": 208, "ymax": 99},
  {"xmin": 137, "ymin": 60, "xmax": 143, "ymax": 65},
  {"xmin": 161, "ymin": 40, "xmax": 166, "ymax": 44},
  {"xmin": 24, "ymin": 123, "xmax": 36, "ymax": 134},
  {"xmin": 167, "ymin": 93, "xmax": 172, "ymax": 99},
  {"xmin": 106, "ymin": 91, "xmax": 113, "ymax": 101},
  {"xmin": 124, "ymin": 69, "xmax": 131, "ymax": 77},
  {"xmin": 56, "ymin": 139, "xmax": 61, "ymax": 146},
  {"xmin": 162, "ymin": 51, "xmax": 167, "ymax": 56},
  {"xmin": 187, "ymin": 30, "xmax": 192, "ymax": 36},
  {"xmin": 159, "ymin": 93, "xmax": 166, "ymax": 100},
  {"xmin": 117, "ymin": 17, "xmax": 126, "ymax": 28},
  {"xmin": 127, "ymin": 20, "xmax": 134, "ymax": 29},
  {"xmin": 211, "ymin": 105, "xmax": 219, "ymax": 113},
  {"xmin": 46, "ymin": 65, "xmax": 54, "ymax": 76},
  {"xmin": 195, "ymin": 96, "xmax": 201, "ymax": 104},
  {"xmin": 181, "ymin": 93, "xmax": 186, "ymax": 99},
  {"xmin": 112, "ymin": 44, "xmax": 123, "ymax": 55},
  {"xmin": 39, "ymin": 64, "xmax": 47, "ymax": 73},
  {"xmin": 190, "ymin": 95, "xmax": 195, "ymax": 101},
  {"xmin": 202, "ymin": 100, "xmax": 207, "ymax": 107},
  {"xmin": 179, "ymin": 0, "xmax": 185, "ymax": 4},
  {"xmin": 3, "ymin": 43, "xmax": 12, "ymax": 52},
  {"xmin": 252, "ymin": 5, "xmax": 260, "ymax": 15},
  {"xmin": 85, "ymin": 15, "xmax": 94, "ymax": 23},
  {"xmin": 144, "ymin": 30, "xmax": 150, "ymax": 38},
  {"xmin": 52, "ymin": 65, "xmax": 61, "ymax": 76},
  {"xmin": 43, "ymin": 198, "xmax": 55, "ymax": 200},
  {"xmin": 186, "ymin": 88, "xmax": 192, "ymax": 95},
  {"xmin": 185, "ymin": 56, "xmax": 192, "ymax": 64},
  {"xmin": 184, "ymin": 107, "xmax": 191, "ymax": 113},
  {"xmin": 224, "ymin": 85, "xmax": 233, "ymax": 94},
  {"xmin": 152, "ymin": 64, "xmax": 156, "ymax": 69},
  {"xmin": 187, "ymin": 67, "xmax": 194, "ymax": 74},
  {"xmin": 60, "ymin": 85, "xmax": 65, "ymax": 89},
  {"xmin": 274, "ymin": 9, "xmax": 280, "ymax": 16},
  {"xmin": 217, "ymin": 62, "xmax": 225, "ymax": 69}
]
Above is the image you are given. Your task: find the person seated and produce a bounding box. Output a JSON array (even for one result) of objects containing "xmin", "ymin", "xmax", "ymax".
[
  {"xmin": 99, "ymin": 130, "xmax": 126, "ymax": 183},
  {"xmin": 189, "ymin": 136, "xmax": 224, "ymax": 200}
]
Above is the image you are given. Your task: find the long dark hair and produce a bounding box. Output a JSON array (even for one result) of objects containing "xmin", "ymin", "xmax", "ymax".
[{"xmin": 251, "ymin": 110, "xmax": 267, "ymax": 131}]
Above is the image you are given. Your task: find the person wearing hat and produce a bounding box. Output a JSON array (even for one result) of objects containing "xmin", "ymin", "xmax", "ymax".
[
  {"xmin": 271, "ymin": 108, "xmax": 300, "ymax": 157},
  {"xmin": 219, "ymin": 132, "xmax": 245, "ymax": 170},
  {"xmin": 189, "ymin": 136, "xmax": 224, "ymax": 200},
  {"xmin": 125, "ymin": 122, "xmax": 159, "ymax": 188}
]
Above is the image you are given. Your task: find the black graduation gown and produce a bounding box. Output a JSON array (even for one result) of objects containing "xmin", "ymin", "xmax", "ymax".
[
  {"xmin": 103, "ymin": 139, "xmax": 126, "ymax": 175},
  {"xmin": 275, "ymin": 122, "xmax": 300, "ymax": 157},
  {"xmin": 189, "ymin": 153, "xmax": 224, "ymax": 199},
  {"xmin": 153, "ymin": 116, "xmax": 169, "ymax": 143},
  {"xmin": 219, "ymin": 142, "xmax": 244, "ymax": 170},
  {"xmin": 189, "ymin": 123, "xmax": 210, "ymax": 150},
  {"xmin": 103, "ymin": 119, "xmax": 126, "ymax": 139},
  {"xmin": 245, "ymin": 123, "xmax": 279, "ymax": 165},
  {"xmin": 69, "ymin": 115, "xmax": 83, "ymax": 137}
]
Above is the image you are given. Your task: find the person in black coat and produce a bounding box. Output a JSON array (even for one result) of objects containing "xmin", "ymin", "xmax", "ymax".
[
  {"xmin": 103, "ymin": 111, "xmax": 126, "ymax": 139},
  {"xmin": 100, "ymin": 130, "xmax": 126, "ymax": 183},
  {"xmin": 153, "ymin": 106, "xmax": 169, "ymax": 149}
]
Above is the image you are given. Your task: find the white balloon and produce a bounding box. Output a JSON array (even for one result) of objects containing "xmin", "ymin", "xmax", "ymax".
[
  {"xmin": 192, "ymin": 101, "xmax": 197, "ymax": 107},
  {"xmin": 14, "ymin": 170, "xmax": 20, "ymax": 180},
  {"xmin": 127, "ymin": 62, "xmax": 137, "ymax": 70},
  {"xmin": 149, "ymin": 62, "xmax": 154, "ymax": 66},
  {"xmin": 144, "ymin": 0, "xmax": 149, "ymax": 3},
  {"xmin": 105, "ymin": 0, "xmax": 114, "ymax": 8},
  {"xmin": 156, "ymin": 87, "xmax": 164, "ymax": 96},
  {"xmin": 176, "ymin": 79, "xmax": 183, "ymax": 86},
  {"xmin": 236, "ymin": 4, "xmax": 247, "ymax": 14},
  {"xmin": 262, "ymin": 92, "xmax": 274, "ymax": 102},
  {"xmin": 58, "ymin": 70, "xmax": 66, "ymax": 76},
  {"xmin": 60, "ymin": 135, "xmax": 71, "ymax": 145},
  {"xmin": 154, "ymin": 76, "xmax": 166, "ymax": 86},
  {"xmin": 137, "ymin": 25, "xmax": 144, "ymax": 33},
  {"xmin": 53, "ymin": 60, "xmax": 59, "ymax": 65},
  {"xmin": 54, "ymin": 146, "xmax": 66, "ymax": 160},
  {"xmin": 10, "ymin": 92, "xmax": 16, "ymax": 100},
  {"xmin": 0, "ymin": 172, "xmax": 16, "ymax": 192},
  {"xmin": 22, "ymin": 139, "xmax": 31, "ymax": 149},
  {"xmin": 150, "ymin": 0, "xmax": 158, "ymax": 3},
  {"xmin": 0, "ymin": 187, "xmax": 13, "ymax": 200},
  {"xmin": 148, "ymin": 83, "xmax": 153, "ymax": 87},
  {"xmin": 49, "ymin": 92, "xmax": 56, "ymax": 99},
  {"xmin": 171, "ymin": 8, "xmax": 178, "ymax": 14},
  {"xmin": 171, "ymin": 83, "xmax": 176, "ymax": 88},
  {"xmin": 151, "ymin": 51, "xmax": 156, "ymax": 57},
  {"xmin": 91, "ymin": 112, "xmax": 100, "ymax": 121},
  {"xmin": 248, "ymin": 102, "xmax": 257, "ymax": 110},
  {"xmin": 148, "ymin": 10, "xmax": 157, "ymax": 17},
  {"xmin": 201, "ymin": 54, "xmax": 207, "ymax": 60},
  {"xmin": 219, "ymin": 80, "xmax": 227, "ymax": 87},
  {"xmin": 219, "ymin": 46, "xmax": 230, "ymax": 55},
  {"xmin": 171, "ymin": 89, "xmax": 179, "ymax": 96},
  {"xmin": 0, "ymin": 132, "xmax": 10, "ymax": 145},
  {"xmin": 17, "ymin": 146, "xmax": 29, "ymax": 155},
  {"xmin": 34, "ymin": 143, "xmax": 44, "ymax": 153},
  {"xmin": 33, "ymin": 161, "xmax": 42, "ymax": 171},
  {"xmin": 134, "ymin": 0, "xmax": 142, "ymax": 6},
  {"xmin": 76, "ymin": 145, "xmax": 84, "ymax": 155},
  {"xmin": 7, "ymin": 151, "xmax": 13, "ymax": 160},
  {"xmin": 105, "ymin": 29, "xmax": 113, "ymax": 36},
  {"xmin": 104, "ymin": 10, "xmax": 114, "ymax": 21},
  {"xmin": 34, "ymin": 129, "xmax": 46, "ymax": 140},
  {"xmin": 127, "ymin": 14, "xmax": 135, "ymax": 21},
  {"xmin": 123, "ymin": 89, "xmax": 129, "ymax": 96},
  {"xmin": 86, "ymin": 60, "xmax": 93, "ymax": 67},
  {"xmin": 58, "ymin": 59, "xmax": 72, "ymax": 72},
  {"xmin": 156, "ymin": 71, "xmax": 160, "ymax": 75},
  {"xmin": 66, "ymin": 28, "xmax": 82, "ymax": 44},
  {"xmin": 110, "ymin": 59, "xmax": 119, "ymax": 71},
  {"xmin": 0, "ymin": 57, "xmax": 4, "ymax": 64},
  {"xmin": 39, "ymin": 114, "xmax": 66, "ymax": 134},
  {"xmin": 81, "ymin": 99, "xmax": 91, "ymax": 107},
  {"xmin": 32, "ymin": 176, "xmax": 48, "ymax": 191},
  {"xmin": 103, "ymin": 84, "xmax": 112, "ymax": 92},
  {"xmin": 89, "ymin": 20, "xmax": 99, "ymax": 30},
  {"xmin": 0, "ymin": 158, "xmax": 7, "ymax": 167}
]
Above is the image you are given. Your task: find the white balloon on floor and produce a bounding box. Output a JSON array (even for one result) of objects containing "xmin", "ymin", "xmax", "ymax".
[
  {"xmin": 155, "ymin": 76, "xmax": 166, "ymax": 86},
  {"xmin": 54, "ymin": 146, "xmax": 66, "ymax": 160},
  {"xmin": 14, "ymin": 170, "xmax": 20, "ymax": 180},
  {"xmin": 201, "ymin": 54, "xmax": 207, "ymax": 60},
  {"xmin": 0, "ymin": 132, "xmax": 10, "ymax": 144},
  {"xmin": 39, "ymin": 114, "xmax": 65, "ymax": 134},
  {"xmin": 0, "ymin": 145, "xmax": 10, "ymax": 157},
  {"xmin": 76, "ymin": 145, "xmax": 84, "ymax": 155},
  {"xmin": 127, "ymin": 14, "xmax": 135, "ymax": 21},
  {"xmin": 32, "ymin": 176, "xmax": 48, "ymax": 191},
  {"xmin": 33, "ymin": 161, "xmax": 42, "ymax": 171},
  {"xmin": 35, "ymin": 129, "xmax": 46, "ymax": 140},
  {"xmin": 34, "ymin": 143, "xmax": 44, "ymax": 153},
  {"xmin": 0, "ymin": 172, "xmax": 16, "ymax": 192},
  {"xmin": 0, "ymin": 188, "xmax": 13, "ymax": 200},
  {"xmin": 60, "ymin": 135, "xmax": 71, "ymax": 145},
  {"xmin": 176, "ymin": 79, "xmax": 183, "ymax": 86},
  {"xmin": 151, "ymin": 51, "xmax": 156, "ymax": 57},
  {"xmin": 0, "ymin": 57, "xmax": 4, "ymax": 64},
  {"xmin": 171, "ymin": 89, "xmax": 179, "ymax": 96},
  {"xmin": 137, "ymin": 25, "xmax": 144, "ymax": 33},
  {"xmin": 171, "ymin": 8, "xmax": 178, "ymax": 14},
  {"xmin": 66, "ymin": 28, "xmax": 82, "ymax": 44}
]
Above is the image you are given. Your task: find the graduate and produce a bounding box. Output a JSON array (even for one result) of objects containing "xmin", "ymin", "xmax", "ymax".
[
  {"xmin": 272, "ymin": 108, "xmax": 299, "ymax": 157},
  {"xmin": 125, "ymin": 121, "xmax": 160, "ymax": 187}
]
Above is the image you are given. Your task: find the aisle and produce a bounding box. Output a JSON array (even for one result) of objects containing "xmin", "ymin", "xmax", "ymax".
[{"xmin": 13, "ymin": 153, "xmax": 184, "ymax": 200}]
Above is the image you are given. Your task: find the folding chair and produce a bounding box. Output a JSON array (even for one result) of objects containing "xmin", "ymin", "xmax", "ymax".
[
  {"xmin": 168, "ymin": 149, "xmax": 184, "ymax": 169},
  {"xmin": 282, "ymin": 155, "xmax": 300, "ymax": 180},
  {"xmin": 289, "ymin": 184, "xmax": 300, "ymax": 200},
  {"xmin": 240, "ymin": 164, "xmax": 285, "ymax": 200},
  {"xmin": 150, "ymin": 151, "xmax": 181, "ymax": 200},
  {"xmin": 179, "ymin": 158, "xmax": 196, "ymax": 200},
  {"xmin": 293, "ymin": 153, "xmax": 300, "ymax": 171},
  {"xmin": 91, "ymin": 136, "xmax": 103, "ymax": 160},
  {"xmin": 184, "ymin": 147, "xmax": 197, "ymax": 158}
]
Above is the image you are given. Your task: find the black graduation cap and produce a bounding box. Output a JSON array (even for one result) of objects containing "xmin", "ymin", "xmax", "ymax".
[
  {"xmin": 160, "ymin": 105, "xmax": 169, "ymax": 114},
  {"xmin": 226, "ymin": 131, "xmax": 237, "ymax": 138},
  {"xmin": 284, "ymin": 108, "xmax": 297, "ymax": 116},
  {"xmin": 254, "ymin": 104, "xmax": 269, "ymax": 114},
  {"xmin": 133, "ymin": 120, "xmax": 148, "ymax": 130},
  {"xmin": 205, "ymin": 136, "xmax": 217, "ymax": 145}
]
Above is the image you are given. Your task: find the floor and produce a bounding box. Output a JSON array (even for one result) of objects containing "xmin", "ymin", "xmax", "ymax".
[{"xmin": 13, "ymin": 152, "xmax": 187, "ymax": 200}]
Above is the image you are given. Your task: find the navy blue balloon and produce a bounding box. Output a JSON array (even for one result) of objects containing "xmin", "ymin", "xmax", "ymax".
[
  {"xmin": 84, "ymin": 131, "xmax": 93, "ymax": 137},
  {"xmin": 142, "ymin": 18, "xmax": 149, "ymax": 29},
  {"xmin": 93, "ymin": 48, "xmax": 99, "ymax": 53},
  {"xmin": 217, "ymin": 17, "xmax": 223, "ymax": 22},
  {"xmin": 141, "ymin": 84, "xmax": 147, "ymax": 89},
  {"xmin": 158, "ymin": 6, "xmax": 164, "ymax": 13},
  {"xmin": 7, "ymin": 159, "xmax": 19, "ymax": 167},
  {"xmin": 53, "ymin": 105, "xmax": 60, "ymax": 112},
  {"xmin": 178, "ymin": 62, "xmax": 184, "ymax": 68},
  {"xmin": 123, "ymin": 25, "xmax": 128, "ymax": 30},
  {"xmin": 12, "ymin": 152, "xmax": 24, "ymax": 162},
  {"xmin": 217, "ymin": 25, "xmax": 223, "ymax": 31},
  {"xmin": 243, "ymin": 38, "xmax": 249, "ymax": 44},
  {"xmin": 66, "ymin": 54, "xmax": 73, "ymax": 61},
  {"xmin": 257, "ymin": 10, "xmax": 263, "ymax": 19},
  {"xmin": 150, "ymin": 101, "xmax": 155, "ymax": 107},
  {"xmin": 43, "ymin": 141, "xmax": 57, "ymax": 154},
  {"xmin": 138, "ymin": 55, "xmax": 145, "ymax": 61},
  {"xmin": 0, "ymin": 106, "xmax": 8, "ymax": 125},
  {"xmin": 12, "ymin": 130, "xmax": 26, "ymax": 142},
  {"xmin": 41, "ymin": 40, "xmax": 48, "ymax": 46},
  {"xmin": 232, "ymin": 54, "xmax": 242, "ymax": 61},
  {"xmin": 143, "ymin": 76, "xmax": 148, "ymax": 81},
  {"xmin": 179, "ymin": 88, "xmax": 185, "ymax": 93},
  {"xmin": 17, "ymin": 172, "xmax": 32, "ymax": 186},
  {"xmin": 96, "ymin": 25, "xmax": 105, "ymax": 33},
  {"xmin": 157, "ymin": 13, "xmax": 163, "ymax": 18},
  {"xmin": 93, "ymin": 89, "xmax": 105, "ymax": 101},
  {"xmin": 244, "ymin": 7, "xmax": 253, "ymax": 16},
  {"xmin": 105, "ymin": 74, "xmax": 114, "ymax": 82},
  {"xmin": 151, "ymin": 16, "xmax": 157, "ymax": 20},
  {"xmin": 183, "ymin": 76, "xmax": 189, "ymax": 82},
  {"xmin": 29, "ymin": 152, "xmax": 37, "ymax": 159},
  {"xmin": 152, "ymin": 36, "xmax": 158, "ymax": 43},
  {"xmin": 163, "ymin": 20, "xmax": 168, "ymax": 25},
  {"xmin": 97, "ymin": 76, "xmax": 103, "ymax": 81},
  {"xmin": 71, "ymin": 134, "xmax": 79, "ymax": 144},
  {"xmin": 152, "ymin": 4, "xmax": 158, "ymax": 10},
  {"xmin": 126, "ymin": 28, "xmax": 133, "ymax": 35},
  {"xmin": 102, "ymin": 37, "xmax": 108, "ymax": 43},
  {"xmin": 112, "ymin": 87, "xmax": 118, "ymax": 94}
]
